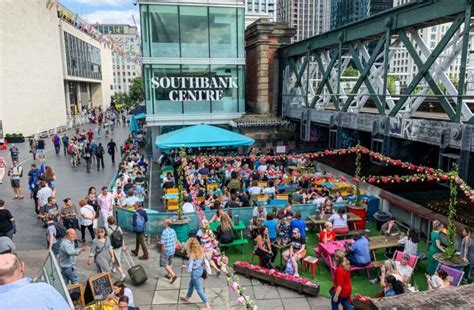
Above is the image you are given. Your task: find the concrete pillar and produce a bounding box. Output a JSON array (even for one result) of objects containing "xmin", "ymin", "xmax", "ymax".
[{"xmin": 245, "ymin": 19, "xmax": 295, "ymax": 116}]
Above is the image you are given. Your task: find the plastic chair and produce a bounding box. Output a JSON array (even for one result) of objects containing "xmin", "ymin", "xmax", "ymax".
[
  {"xmin": 436, "ymin": 264, "xmax": 464, "ymax": 286},
  {"xmin": 393, "ymin": 250, "xmax": 418, "ymax": 269},
  {"xmin": 276, "ymin": 194, "xmax": 289, "ymax": 201},
  {"xmin": 165, "ymin": 188, "xmax": 178, "ymax": 194}
]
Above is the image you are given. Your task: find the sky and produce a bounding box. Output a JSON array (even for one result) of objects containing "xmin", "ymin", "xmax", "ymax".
[{"xmin": 60, "ymin": 0, "xmax": 140, "ymax": 28}]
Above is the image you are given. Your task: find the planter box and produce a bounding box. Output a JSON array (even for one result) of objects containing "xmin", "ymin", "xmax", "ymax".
[
  {"xmin": 5, "ymin": 137, "xmax": 25, "ymax": 143},
  {"xmin": 233, "ymin": 263, "xmax": 319, "ymax": 296}
]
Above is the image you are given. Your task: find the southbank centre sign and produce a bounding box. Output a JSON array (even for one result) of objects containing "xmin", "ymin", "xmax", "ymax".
[{"xmin": 151, "ymin": 76, "xmax": 238, "ymax": 101}]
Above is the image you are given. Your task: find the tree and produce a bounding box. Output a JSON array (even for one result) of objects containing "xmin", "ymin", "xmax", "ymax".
[
  {"xmin": 112, "ymin": 92, "xmax": 131, "ymax": 108},
  {"xmin": 343, "ymin": 66, "xmax": 359, "ymax": 77},
  {"xmin": 128, "ymin": 77, "xmax": 144, "ymax": 107}
]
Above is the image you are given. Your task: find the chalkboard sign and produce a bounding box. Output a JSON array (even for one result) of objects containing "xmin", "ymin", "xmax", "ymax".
[
  {"xmin": 84, "ymin": 272, "xmax": 113, "ymax": 304},
  {"xmin": 67, "ymin": 283, "xmax": 85, "ymax": 307}
]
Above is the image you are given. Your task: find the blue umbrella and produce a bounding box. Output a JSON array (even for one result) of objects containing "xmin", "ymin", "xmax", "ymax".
[{"xmin": 128, "ymin": 115, "xmax": 139, "ymax": 133}]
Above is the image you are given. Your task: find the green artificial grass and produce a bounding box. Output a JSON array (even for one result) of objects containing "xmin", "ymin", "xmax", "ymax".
[{"xmin": 223, "ymin": 222, "xmax": 431, "ymax": 298}]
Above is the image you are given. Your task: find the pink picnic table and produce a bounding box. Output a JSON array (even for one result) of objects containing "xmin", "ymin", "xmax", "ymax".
[{"xmin": 315, "ymin": 239, "xmax": 353, "ymax": 277}]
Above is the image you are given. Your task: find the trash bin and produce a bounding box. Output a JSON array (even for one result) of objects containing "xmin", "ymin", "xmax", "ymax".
[{"xmin": 373, "ymin": 210, "xmax": 391, "ymax": 230}]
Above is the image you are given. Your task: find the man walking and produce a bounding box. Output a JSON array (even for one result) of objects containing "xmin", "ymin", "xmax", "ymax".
[
  {"xmin": 61, "ymin": 134, "xmax": 69, "ymax": 157},
  {"xmin": 36, "ymin": 138, "xmax": 46, "ymax": 162},
  {"xmin": 131, "ymin": 202, "xmax": 148, "ymax": 260},
  {"xmin": 83, "ymin": 143, "xmax": 92, "ymax": 173},
  {"xmin": 96, "ymin": 143, "xmax": 105, "ymax": 171},
  {"xmin": 160, "ymin": 219, "xmax": 178, "ymax": 283},
  {"xmin": 97, "ymin": 186, "xmax": 113, "ymax": 227},
  {"xmin": 52, "ymin": 134, "xmax": 61, "ymax": 156},
  {"xmin": 107, "ymin": 139, "xmax": 117, "ymax": 165},
  {"xmin": 58, "ymin": 229, "xmax": 88, "ymax": 285},
  {"xmin": 9, "ymin": 144, "xmax": 19, "ymax": 162},
  {"xmin": 8, "ymin": 161, "xmax": 23, "ymax": 200}
]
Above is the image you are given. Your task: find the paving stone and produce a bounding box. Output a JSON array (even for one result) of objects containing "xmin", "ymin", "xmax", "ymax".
[
  {"xmin": 229, "ymin": 286, "xmax": 255, "ymax": 300},
  {"xmin": 151, "ymin": 305, "xmax": 177, "ymax": 310},
  {"xmin": 152, "ymin": 290, "xmax": 179, "ymax": 305},
  {"xmin": 178, "ymin": 290, "xmax": 204, "ymax": 304},
  {"xmin": 277, "ymin": 287, "xmax": 305, "ymax": 299},
  {"xmin": 156, "ymin": 277, "xmax": 181, "ymax": 290},
  {"xmin": 250, "ymin": 278, "xmax": 266, "ymax": 286},
  {"xmin": 133, "ymin": 287, "xmax": 154, "ymax": 306},
  {"xmin": 281, "ymin": 297, "xmax": 311, "ymax": 310},
  {"xmin": 306, "ymin": 296, "xmax": 331, "ymax": 309},
  {"xmin": 253, "ymin": 285, "xmax": 281, "ymax": 300},
  {"xmin": 252, "ymin": 298, "xmax": 284, "ymax": 310},
  {"xmin": 129, "ymin": 278, "xmax": 157, "ymax": 291}
]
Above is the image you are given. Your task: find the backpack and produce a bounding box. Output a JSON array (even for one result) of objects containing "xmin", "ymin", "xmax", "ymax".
[
  {"xmin": 54, "ymin": 222, "xmax": 67, "ymax": 239},
  {"xmin": 110, "ymin": 226, "xmax": 123, "ymax": 249},
  {"xmin": 67, "ymin": 144, "xmax": 73, "ymax": 154},
  {"xmin": 285, "ymin": 258, "xmax": 295, "ymax": 275},
  {"xmin": 97, "ymin": 145, "xmax": 104, "ymax": 156},
  {"xmin": 133, "ymin": 211, "xmax": 145, "ymax": 233}
]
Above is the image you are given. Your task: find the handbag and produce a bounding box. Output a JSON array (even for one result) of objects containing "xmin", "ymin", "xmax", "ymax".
[
  {"xmin": 204, "ymin": 257, "xmax": 212, "ymax": 275},
  {"xmin": 94, "ymin": 238, "xmax": 108, "ymax": 263}
]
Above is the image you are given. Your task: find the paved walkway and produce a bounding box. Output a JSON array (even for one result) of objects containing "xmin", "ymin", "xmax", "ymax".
[{"xmin": 0, "ymin": 123, "xmax": 330, "ymax": 309}]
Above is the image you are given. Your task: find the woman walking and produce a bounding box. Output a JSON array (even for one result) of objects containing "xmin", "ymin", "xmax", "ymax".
[
  {"xmin": 79, "ymin": 199, "xmax": 95, "ymax": 242},
  {"xmin": 181, "ymin": 238, "xmax": 211, "ymax": 310},
  {"xmin": 427, "ymin": 220, "xmax": 445, "ymax": 275},
  {"xmin": 330, "ymin": 258, "xmax": 353, "ymax": 310},
  {"xmin": 107, "ymin": 216, "xmax": 127, "ymax": 281},
  {"xmin": 29, "ymin": 138, "xmax": 37, "ymax": 161},
  {"xmin": 88, "ymin": 227, "xmax": 114, "ymax": 272},
  {"xmin": 0, "ymin": 156, "xmax": 7, "ymax": 184},
  {"xmin": 44, "ymin": 166, "xmax": 57, "ymax": 196}
]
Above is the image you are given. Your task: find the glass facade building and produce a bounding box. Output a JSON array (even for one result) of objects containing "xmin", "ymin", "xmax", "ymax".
[
  {"xmin": 64, "ymin": 31, "xmax": 102, "ymax": 80},
  {"xmin": 140, "ymin": 1, "xmax": 246, "ymax": 120}
]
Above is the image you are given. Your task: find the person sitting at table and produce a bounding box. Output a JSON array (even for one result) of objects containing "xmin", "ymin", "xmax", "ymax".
[
  {"xmin": 263, "ymin": 214, "xmax": 278, "ymax": 242},
  {"xmin": 427, "ymin": 269, "xmax": 451, "ymax": 290},
  {"xmin": 238, "ymin": 191, "xmax": 250, "ymax": 208},
  {"xmin": 381, "ymin": 259, "xmax": 403, "ymax": 282},
  {"xmin": 276, "ymin": 203, "xmax": 293, "ymax": 220},
  {"xmin": 252, "ymin": 205, "xmax": 267, "ymax": 221},
  {"xmin": 262, "ymin": 180, "xmax": 276, "ymax": 199},
  {"xmin": 182, "ymin": 195, "xmax": 195, "ymax": 214},
  {"xmin": 319, "ymin": 222, "xmax": 336, "ymax": 244},
  {"xmin": 329, "ymin": 208, "xmax": 349, "ymax": 234},
  {"xmin": 205, "ymin": 190, "xmax": 217, "ymax": 208},
  {"xmin": 162, "ymin": 172, "xmax": 175, "ymax": 189},
  {"xmin": 221, "ymin": 186, "xmax": 231, "ymax": 206},
  {"xmin": 383, "ymin": 275, "xmax": 405, "ymax": 297},
  {"xmin": 290, "ymin": 212, "xmax": 307, "ymax": 238},
  {"xmin": 283, "ymin": 228, "xmax": 306, "ymax": 277},
  {"xmin": 209, "ymin": 206, "xmax": 224, "ymax": 223},
  {"xmin": 380, "ymin": 217, "xmax": 400, "ymax": 257},
  {"xmin": 398, "ymin": 229, "xmax": 419, "ymax": 257},
  {"xmin": 215, "ymin": 213, "xmax": 234, "ymax": 245},
  {"xmin": 345, "ymin": 232, "xmax": 371, "ymax": 267},
  {"xmin": 321, "ymin": 196, "xmax": 334, "ymax": 214},
  {"xmin": 291, "ymin": 187, "xmax": 303, "ymax": 204},
  {"xmin": 255, "ymin": 226, "xmax": 276, "ymax": 269},
  {"xmin": 248, "ymin": 181, "xmax": 262, "ymax": 196},
  {"xmin": 395, "ymin": 254, "xmax": 414, "ymax": 284},
  {"xmin": 334, "ymin": 191, "xmax": 345, "ymax": 203},
  {"xmin": 226, "ymin": 194, "xmax": 240, "ymax": 209}
]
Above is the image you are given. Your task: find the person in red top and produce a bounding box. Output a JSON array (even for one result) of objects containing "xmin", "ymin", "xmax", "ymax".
[
  {"xmin": 331, "ymin": 258, "xmax": 353, "ymax": 310},
  {"xmin": 319, "ymin": 222, "xmax": 336, "ymax": 243}
]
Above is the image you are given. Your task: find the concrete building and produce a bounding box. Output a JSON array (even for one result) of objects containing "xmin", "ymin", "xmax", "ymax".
[
  {"xmin": 245, "ymin": 0, "xmax": 276, "ymax": 28},
  {"xmin": 96, "ymin": 24, "xmax": 141, "ymax": 94},
  {"xmin": 277, "ymin": 0, "xmax": 331, "ymax": 43},
  {"xmin": 0, "ymin": 1, "xmax": 113, "ymax": 136},
  {"xmin": 330, "ymin": 0, "xmax": 393, "ymax": 30}
]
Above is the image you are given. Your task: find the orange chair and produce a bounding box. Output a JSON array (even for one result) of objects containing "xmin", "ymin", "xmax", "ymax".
[
  {"xmin": 165, "ymin": 188, "xmax": 178, "ymax": 194},
  {"xmin": 167, "ymin": 199, "xmax": 178, "ymax": 211},
  {"xmin": 276, "ymin": 194, "xmax": 289, "ymax": 201},
  {"xmin": 258, "ymin": 181, "xmax": 268, "ymax": 188}
]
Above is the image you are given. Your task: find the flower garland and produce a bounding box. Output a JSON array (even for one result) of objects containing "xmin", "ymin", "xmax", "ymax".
[
  {"xmin": 226, "ymin": 270, "xmax": 257, "ymax": 309},
  {"xmin": 444, "ymin": 164, "xmax": 459, "ymax": 260},
  {"xmin": 177, "ymin": 147, "xmax": 186, "ymax": 220}
]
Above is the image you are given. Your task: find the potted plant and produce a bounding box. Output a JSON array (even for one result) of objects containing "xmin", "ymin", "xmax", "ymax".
[
  {"xmin": 349, "ymin": 144, "xmax": 367, "ymax": 229},
  {"xmin": 433, "ymin": 164, "xmax": 469, "ymax": 268},
  {"xmin": 5, "ymin": 133, "xmax": 25, "ymax": 143},
  {"xmin": 170, "ymin": 147, "xmax": 191, "ymax": 243}
]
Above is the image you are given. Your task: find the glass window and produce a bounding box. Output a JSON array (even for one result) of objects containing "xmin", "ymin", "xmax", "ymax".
[
  {"xmin": 150, "ymin": 65, "xmax": 182, "ymax": 114},
  {"xmin": 181, "ymin": 65, "xmax": 211, "ymax": 113},
  {"xmin": 238, "ymin": 66, "xmax": 245, "ymax": 113},
  {"xmin": 237, "ymin": 8, "xmax": 245, "ymax": 58},
  {"xmin": 149, "ymin": 5, "xmax": 179, "ymax": 57},
  {"xmin": 211, "ymin": 65, "xmax": 238, "ymax": 113},
  {"xmin": 209, "ymin": 8, "xmax": 237, "ymax": 58},
  {"xmin": 180, "ymin": 6, "xmax": 209, "ymax": 58}
]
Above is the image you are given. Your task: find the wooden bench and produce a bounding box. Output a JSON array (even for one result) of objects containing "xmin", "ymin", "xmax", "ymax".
[
  {"xmin": 218, "ymin": 238, "xmax": 248, "ymax": 253},
  {"xmin": 335, "ymin": 229, "xmax": 366, "ymax": 240}
]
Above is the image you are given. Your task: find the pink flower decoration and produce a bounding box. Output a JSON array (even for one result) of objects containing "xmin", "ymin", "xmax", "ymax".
[
  {"xmin": 237, "ymin": 296, "xmax": 245, "ymax": 305},
  {"xmin": 232, "ymin": 281, "xmax": 239, "ymax": 292},
  {"xmin": 340, "ymin": 176, "xmax": 347, "ymax": 182}
]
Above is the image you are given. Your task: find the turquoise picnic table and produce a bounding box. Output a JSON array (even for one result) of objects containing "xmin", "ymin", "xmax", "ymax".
[{"xmin": 163, "ymin": 193, "xmax": 178, "ymax": 200}]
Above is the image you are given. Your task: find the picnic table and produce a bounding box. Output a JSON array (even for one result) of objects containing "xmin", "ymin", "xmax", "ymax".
[
  {"xmin": 368, "ymin": 235, "xmax": 399, "ymax": 261},
  {"xmin": 272, "ymin": 242, "xmax": 290, "ymax": 267},
  {"xmin": 163, "ymin": 193, "xmax": 178, "ymax": 200},
  {"xmin": 210, "ymin": 220, "xmax": 246, "ymax": 240},
  {"xmin": 307, "ymin": 213, "xmax": 362, "ymax": 231}
]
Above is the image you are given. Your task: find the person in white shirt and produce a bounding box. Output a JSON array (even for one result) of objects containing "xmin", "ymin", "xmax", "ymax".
[
  {"xmin": 112, "ymin": 281, "xmax": 135, "ymax": 307},
  {"xmin": 262, "ymin": 181, "xmax": 276, "ymax": 198},
  {"xmin": 97, "ymin": 186, "xmax": 113, "ymax": 227},
  {"xmin": 113, "ymin": 187, "xmax": 126, "ymax": 205},
  {"xmin": 79, "ymin": 199, "xmax": 96, "ymax": 242},
  {"xmin": 252, "ymin": 205, "xmax": 267, "ymax": 221},
  {"xmin": 121, "ymin": 189, "xmax": 140, "ymax": 207},
  {"xmin": 395, "ymin": 254, "xmax": 414, "ymax": 284},
  {"xmin": 36, "ymin": 182, "xmax": 53, "ymax": 210},
  {"xmin": 182, "ymin": 196, "xmax": 195, "ymax": 214},
  {"xmin": 248, "ymin": 181, "xmax": 261, "ymax": 196}
]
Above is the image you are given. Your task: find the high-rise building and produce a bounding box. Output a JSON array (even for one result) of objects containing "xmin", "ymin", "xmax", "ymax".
[
  {"xmin": 1, "ymin": 0, "xmax": 113, "ymax": 136},
  {"xmin": 330, "ymin": 0, "xmax": 393, "ymax": 30},
  {"xmin": 245, "ymin": 0, "xmax": 276, "ymax": 28},
  {"xmin": 277, "ymin": 0, "xmax": 331, "ymax": 43},
  {"xmin": 96, "ymin": 24, "xmax": 141, "ymax": 94}
]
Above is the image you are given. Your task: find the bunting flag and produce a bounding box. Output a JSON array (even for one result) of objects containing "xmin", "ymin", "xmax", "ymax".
[{"xmin": 47, "ymin": 0, "xmax": 142, "ymax": 65}]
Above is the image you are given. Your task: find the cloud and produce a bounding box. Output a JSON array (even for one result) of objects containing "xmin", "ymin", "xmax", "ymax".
[
  {"xmin": 82, "ymin": 9, "xmax": 139, "ymax": 27},
  {"xmin": 69, "ymin": 0, "xmax": 133, "ymax": 6}
]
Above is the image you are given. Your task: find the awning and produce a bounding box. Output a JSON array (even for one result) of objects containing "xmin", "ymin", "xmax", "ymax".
[
  {"xmin": 128, "ymin": 115, "xmax": 140, "ymax": 133},
  {"xmin": 155, "ymin": 124, "xmax": 255, "ymax": 150},
  {"xmin": 134, "ymin": 113, "xmax": 146, "ymax": 120}
]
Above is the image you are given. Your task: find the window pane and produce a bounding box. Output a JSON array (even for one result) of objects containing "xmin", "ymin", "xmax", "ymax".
[
  {"xmin": 149, "ymin": 5, "xmax": 179, "ymax": 57},
  {"xmin": 211, "ymin": 65, "xmax": 238, "ymax": 113},
  {"xmin": 140, "ymin": 5, "xmax": 150, "ymax": 57},
  {"xmin": 209, "ymin": 8, "xmax": 237, "ymax": 58},
  {"xmin": 181, "ymin": 65, "xmax": 211, "ymax": 113},
  {"xmin": 238, "ymin": 66, "xmax": 245, "ymax": 113},
  {"xmin": 180, "ymin": 6, "xmax": 209, "ymax": 58},
  {"xmin": 237, "ymin": 8, "xmax": 245, "ymax": 58},
  {"xmin": 151, "ymin": 65, "xmax": 182, "ymax": 114}
]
